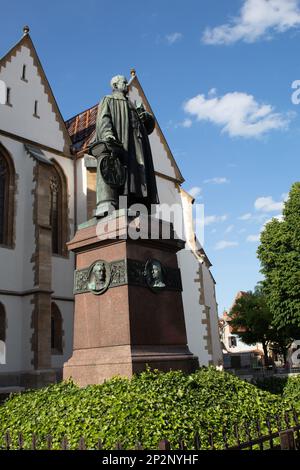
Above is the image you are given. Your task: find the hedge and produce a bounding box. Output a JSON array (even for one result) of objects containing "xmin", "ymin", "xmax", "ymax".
[{"xmin": 0, "ymin": 367, "xmax": 295, "ymax": 449}]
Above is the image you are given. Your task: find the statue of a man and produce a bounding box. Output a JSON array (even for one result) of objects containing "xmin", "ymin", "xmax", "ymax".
[{"xmin": 90, "ymin": 75, "xmax": 159, "ymax": 216}]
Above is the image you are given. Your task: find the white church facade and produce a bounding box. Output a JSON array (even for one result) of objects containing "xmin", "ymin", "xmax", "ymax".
[{"xmin": 0, "ymin": 28, "xmax": 222, "ymax": 391}]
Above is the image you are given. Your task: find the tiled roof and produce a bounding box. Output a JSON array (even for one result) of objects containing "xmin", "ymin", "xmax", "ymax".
[{"xmin": 65, "ymin": 104, "xmax": 98, "ymax": 153}]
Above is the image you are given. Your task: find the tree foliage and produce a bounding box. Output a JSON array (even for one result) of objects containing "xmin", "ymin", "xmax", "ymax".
[
  {"xmin": 228, "ymin": 290, "xmax": 273, "ymax": 363},
  {"xmin": 228, "ymin": 289, "xmax": 300, "ymax": 364},
  {"xmin": 257, "ymin": 183, "xmax": 300, "ymax": 329}
]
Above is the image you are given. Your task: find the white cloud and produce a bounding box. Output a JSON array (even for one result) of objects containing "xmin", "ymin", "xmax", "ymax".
[
  {"xmin": 204, "ymin": 177, "xmax": 230, "ymax": 184},
  {"xmin": 239, "ymin": 212, "xmax": 252, "ymax": 220},
  {"xmin": 225, "ymin": 225, "xmax": 234, "ymax": 234},
  {"xmin": 202, "ymin": 0, "xmax": 300, "ymax": 45},
  {"xmin": 188, "ymin": 186, "xmax": 202, "ymax": 199},
  {"xmin": 255, "ymin": 196, "xmax": 284, "ymax": 212},
  {"xmin": 166, "ymin": 32, "xmax": 183, "ymax": 45},
  {"xmin": 204, "ymin": 214, "xmax": 228, "ymax": 226},
  {"xmin": 215, "ymin": 240, "xmax": 239, "ymax": 250},
  {"xmin": 184, "ymin": 90, "xmax": 288, "ymax": 138},
  {"xmin": 181, "ymin": 118, "xmax": 193, "ymax": 128},
  {"xmin": 246, "ymin": 234, "xmax": 261, "ymax": 242}
]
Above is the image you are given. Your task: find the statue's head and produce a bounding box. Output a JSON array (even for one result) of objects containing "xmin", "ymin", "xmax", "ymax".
[{"xmin": 110, "ymin": 75, "xmax": 128, "ymax": 94}]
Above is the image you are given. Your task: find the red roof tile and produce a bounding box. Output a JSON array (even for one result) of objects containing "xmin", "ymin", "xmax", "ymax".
[{"xmin": 65, "ymin": 104, "xmax": 98, "ymax": 153}]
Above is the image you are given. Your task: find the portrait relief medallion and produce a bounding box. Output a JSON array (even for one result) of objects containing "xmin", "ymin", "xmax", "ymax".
[
  {"xmin": 87, "ymin": 260, "xmax": 111, "ymax": 295},
  {"xmin": 144, "ymin": 259, "xmax": 166, "ymax": 293}
]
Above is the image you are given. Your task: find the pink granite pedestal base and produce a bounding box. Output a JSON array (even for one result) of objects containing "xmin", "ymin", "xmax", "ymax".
[{"xmin": 63, "ymin": 212, "xmax": 198, "ymax": 386}]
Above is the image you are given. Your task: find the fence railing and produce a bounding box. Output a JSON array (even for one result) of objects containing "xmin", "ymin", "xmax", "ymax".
[{"xmin": 1, "ymin": 409, "xmax": 300, "ymax": 451}]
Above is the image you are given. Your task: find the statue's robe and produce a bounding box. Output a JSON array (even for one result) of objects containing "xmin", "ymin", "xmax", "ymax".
[{"xmin": 95, "ymin": 92, "xmax": 159, "ymax": 208}]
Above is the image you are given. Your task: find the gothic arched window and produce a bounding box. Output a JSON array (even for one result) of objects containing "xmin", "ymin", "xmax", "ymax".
[
  {"xmin": 51, "ymin": 302, "xmax": 63, "ymax": 354},
  {"xmin": 49, "ymin": 162, "xmax": 68, "ymax": 256},
  {"xmin": 0, "ymin": 144, "xmax": 15, "ymax": 247},
  {"xmin": 0, "ymin": 303, "xmax": 6, "ymax": 364},
  {"xmin": 0, "ymin": 156, "xmax": 7, "ymax": 244}
]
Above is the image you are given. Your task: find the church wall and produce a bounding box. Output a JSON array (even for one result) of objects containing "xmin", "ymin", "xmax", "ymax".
[
  {"xmin": 177, "ymin": 254, "xmax": 212, "ymax": 366},
  {"xmin": 155, "ymin": 176, "xmax": 185, "ymax": 240},
  {"xmin": 0, "ymin": 45, "xmax": 66, "ymax": 152},
  {"xmin": 0, "ymin": 136, "xmax": 35, "ymax": 292},
  {"xmin": 0, "ymin": 295, "xmax": 34, "ymax": 372},
  {"xmin": 76, "ymin": 157, "xmax": 88, "ymax": 225},
  {"xmin": 51, "ymin": 300, "xmax": 74, "ymax": 370},
  {"xmin": 202, "ymin": 265, "xmax": 223, "ymax": 366}
]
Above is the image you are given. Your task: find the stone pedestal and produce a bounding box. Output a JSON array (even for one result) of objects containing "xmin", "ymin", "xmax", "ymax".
[{"xmin": 63, "ymin": 211, "xmax": 198, "ymax": 387}]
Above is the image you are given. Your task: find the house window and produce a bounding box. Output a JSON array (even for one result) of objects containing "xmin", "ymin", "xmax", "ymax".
[
  {"xmin": 229, "ymin": 336, "xmax": 237, "ymax": 348},
  {"xmin": 51, "ymin": 303, "xmax": 63, "ymax": 354},
  {"xmin": 0, "ymin": 303, "xmax": 6, "ymax": 364},
  {"xmin": 6, "ymin": 87, "xmax": 12, "ymax": 106},
  {"xmin": 0, "ymin": 145, "xmax": 15, "ymax": 247},
  {"xmin": 21, "ymin": 65, "xmax": 27, "ymax": 82},
  {"xmin": 33, "ymin": 100, "xmax": 39, "ymax": 118}
]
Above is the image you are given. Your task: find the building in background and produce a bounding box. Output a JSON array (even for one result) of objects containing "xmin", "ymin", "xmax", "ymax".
[
  {"xmin": 219, "ymin": 292, "xmax": 263, "ymax": 370},
  {"xmin": 0, "ymin": 28, "xmax": 222, "ymax": 392}
]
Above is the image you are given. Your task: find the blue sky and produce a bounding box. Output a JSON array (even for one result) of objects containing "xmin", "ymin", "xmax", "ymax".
[{"xmin": 1, "ymin": 0, "xmax": 300, "ymax": 313}]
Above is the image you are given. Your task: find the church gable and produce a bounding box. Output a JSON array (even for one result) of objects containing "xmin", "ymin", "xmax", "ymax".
[{"xmin": 0, "ymin": 33, "xmax": 71, "ymax": 154}]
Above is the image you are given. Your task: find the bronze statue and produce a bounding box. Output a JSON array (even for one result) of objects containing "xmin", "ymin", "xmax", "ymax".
[{"xmin": 89, "ymin": 75, "xmax": 159, "ymax": 217}]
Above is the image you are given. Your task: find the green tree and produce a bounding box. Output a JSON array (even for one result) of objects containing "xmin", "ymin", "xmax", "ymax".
[
  {"xmin": 228, "ymin": 287, "xmax": 300, "ymax": 366},
  {"xmin": 228, "ymin": 290, "xmax": 273, "ymax": 366},
  {"xmin": 257, "ymin": 183, "xmax": 300, "ymax": 329}
]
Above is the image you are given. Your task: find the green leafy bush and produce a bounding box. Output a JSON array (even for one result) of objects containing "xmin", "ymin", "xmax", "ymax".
[
  {"xmin": 0, "ymin": 368, "xmax": 293, "ymax": 449},
  {"xmin": 253, "ymin": 375, "xmax": 300, "ymax": 412},
  {"xmin": 252, "ymin": 376, "xmax": 288, "ymax": 395}
]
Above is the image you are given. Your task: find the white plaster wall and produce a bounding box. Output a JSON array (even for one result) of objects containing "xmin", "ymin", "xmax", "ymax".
[
  {"xmin": 222, "ymin": 325, "xmax": 260, "ymax": 354},
  {"xmin": 51, "ymin": 300, "xmax": 74, "ymax": 369},
  {"xmin": 0, "ymin": 137, "xmax": 35, "ymax": 292},
  {"xmin": 0, "ymin": 295, "xmax": 34, "ymax": 372},
  {"xmin": 128, "ymin": 85, "xmax": 177, "ymax": 179},
  {"xmin": 177, "ymin": 252, "xmax": 211, "ymax": 366},
  {"xmin": 155, "ymin": 176, "xmax": 186, "ymax": 241},
  {"xmin": 202, "ymin": 266, "xmax": 223, "ymax": 365},
  {"xmin": 0, "ymin": 45, "xmax": 65, "ymax": 151},
  {"xmin": 0, "ymin": 341, "xmax": 5, "ymax": 364},
  {"xmin": 76, "ymin": 158, "xmax": 87, "ymax": 226}
]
